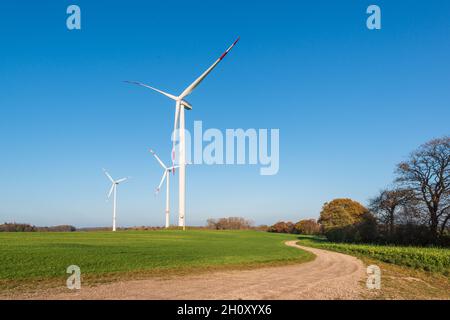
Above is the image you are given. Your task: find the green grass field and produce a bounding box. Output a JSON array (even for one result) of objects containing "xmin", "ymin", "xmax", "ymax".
[
  {"xmin": 297, "ymin": 236, "xmax": 450, "ymax": 276},
  {"xmin": 0, "ymin": 230, "xmax": 313, "ymax": 288}
]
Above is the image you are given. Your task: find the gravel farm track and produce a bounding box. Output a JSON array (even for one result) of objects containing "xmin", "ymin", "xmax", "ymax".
[{"xmin": 16, "ymin": 241, "xmax": 366, "ymax": 300}]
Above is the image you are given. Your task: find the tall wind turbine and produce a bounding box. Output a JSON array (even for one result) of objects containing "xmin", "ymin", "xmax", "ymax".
[
  {"xmin": 103, "ymin": 169, "xmax": 128, "ymax": 232},
  {"xmin": 126, "ymin": 37, "xmax": 239, "ymax": 230},
  {"xmin": 150, "ymin": 149, "xmax": 178, "ymax": 229}
]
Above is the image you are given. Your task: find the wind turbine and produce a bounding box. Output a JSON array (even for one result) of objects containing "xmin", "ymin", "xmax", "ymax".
[
  {"xmin": 103, "ymin": 169, "xmax": 128, "ymax": 232},
  {"xmin": 150, "ymin": 149, "xmax": 179, "ymax": 229},
  {"xmin": 150, "ymin": 148, "xmax": 192, "ymax": 228},
  {"xmin": 125, "ymin": 37, "xmax": 240, "ymax": 230}
]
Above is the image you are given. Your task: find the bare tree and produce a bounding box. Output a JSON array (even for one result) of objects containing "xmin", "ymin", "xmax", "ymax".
[
  {"xmin": 206, "ymin": 218, "xmax": 217, "ymax": 229},
  {"xmin": 395, "ymin": 137, "xmax": 450, "ymax": 241},
  {"xmin": 206, "ymin": 217, "xmax": 253, "ymax": 230},
  {"xmin": 369, "ymin": 188, "xmax": 415, "ymax": 236}
]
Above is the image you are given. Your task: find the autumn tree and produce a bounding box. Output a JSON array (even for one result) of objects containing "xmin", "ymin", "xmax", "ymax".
[
  {"xmin": 395, "ymin": 137, "xmax": 450, "ymax": 241},
  {"xmin": 318, "ymin": 199, "xmax": 368, "ymax": 231},
  {"xmin": 318, "ymin": 198, "xmax": 376, "ymax": 242},
  {"xmin": 268, "ymin": 221, "xmax": 295, "ymax": 233},
  {"xmin": 294, "ymin": 219, "xmax": 321, "ymax": 235}
]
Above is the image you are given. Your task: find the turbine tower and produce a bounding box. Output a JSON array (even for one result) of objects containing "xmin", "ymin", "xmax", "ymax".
[
  {"xmin": 103, "ymin": 169, "xmax": 128, "ymax": 232},
  {"xmin": 126, "ymin": 37, "xmax": 239, "ymax": 230},
  {"xmin": 150, "ymin": 149, "xmax": 178, "ymax": 228}
]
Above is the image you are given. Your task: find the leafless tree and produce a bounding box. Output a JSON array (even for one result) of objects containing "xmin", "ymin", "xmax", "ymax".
[
  {"xmin": 369, "ymin": 188, "xmax": 416, "ymax": 236},
  {"xmin": 206, "ymin": 217, "xmax": 253, "ymax": 230},
  {"xmin": 395, "ymin": 136, "xmax": 450, "ymax": 240}
]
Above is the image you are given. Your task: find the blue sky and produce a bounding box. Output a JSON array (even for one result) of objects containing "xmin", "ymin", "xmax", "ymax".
[{"xmin": 0, "ymin": 1, "xmax": 449, "ymax": 227}]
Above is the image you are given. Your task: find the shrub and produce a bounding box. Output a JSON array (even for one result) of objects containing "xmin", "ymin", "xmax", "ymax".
[
  {"xmin": 206, "ymin": 217, "xmax": 253, "ymax": 230},
  {"xmin": 268, "ymin": 221, "xmax": 295, "ymax": 233},
  {"xmin": 294, "ymin": 219, "xmax": 321, "ymax": 235}
]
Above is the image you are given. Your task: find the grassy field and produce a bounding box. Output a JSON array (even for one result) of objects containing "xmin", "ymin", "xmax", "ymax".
[
  {"xmin": 297, "ymin": 236, "xmax": 450, "ymax": 276},
  {"xmin": 0, "ymin": 230, "xmax": 313, "ymax": 291}
]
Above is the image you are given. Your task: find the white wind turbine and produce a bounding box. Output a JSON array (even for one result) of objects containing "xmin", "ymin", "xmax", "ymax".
[
  {"xmin": 150, "ymin": 149, "xmax": 179, "ymax": 229},
  {"xmin": 103, "ymin": 169, "xmax": 128, "ymax": 232},
  {"xmin": 125, "ymin": 37, "xmax": 240, "ymax": 230}
]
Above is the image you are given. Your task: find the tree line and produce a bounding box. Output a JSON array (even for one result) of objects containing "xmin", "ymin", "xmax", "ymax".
[
  {"xmin": 206, "ymin": 217, "xmax": 254, "ymax": 230},
  {"xmin": 269, "ymin": 136, "xmax": 450, "ymax": 246},
  {"xmin": 268, "ymin": 219, "xmax": 321, "ymax": 235},
  {"xmin": 369, "ymin": 136, "xmax": 449, "ymax": 245},
  {"xmin": 0, "ymin": 223, "xmax": 76, "ymax": 232}
]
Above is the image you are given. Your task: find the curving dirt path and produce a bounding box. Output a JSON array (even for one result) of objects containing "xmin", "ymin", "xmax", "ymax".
[{"xmin": 15, "ymin": 241, "xmax": 367, "ymax": 300}]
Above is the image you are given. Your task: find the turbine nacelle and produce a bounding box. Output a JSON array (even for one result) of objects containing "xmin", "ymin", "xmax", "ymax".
[
  {"xmin": 150, "ymin": 149, "xmax": 178, "ymax": 194},
  {"xmin": 180, "ymin": 99, "xmax": 192, "ymax": 110}
]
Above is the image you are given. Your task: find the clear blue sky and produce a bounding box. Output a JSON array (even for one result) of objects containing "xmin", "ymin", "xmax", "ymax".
[{"xmin": 1, "ymin": 1, "xmax": 449, "ymax": 227}]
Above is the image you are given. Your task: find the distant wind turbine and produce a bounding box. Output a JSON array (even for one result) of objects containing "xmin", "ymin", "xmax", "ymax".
[
  {"xmin": 125, "ymin": 37, "xmax": 240, "ymax": 230},
  {"xmin": 150, "ymin": 149, "xmax": 178, "ymax": 229},
  {"xmin": 103, "ymin": 169, "xmax": 128, "ymax": 232}
]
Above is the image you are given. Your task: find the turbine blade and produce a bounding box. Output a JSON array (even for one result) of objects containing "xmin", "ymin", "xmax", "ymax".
[
  {"xmin": 150, "ymin": 149, "xmax": 167, "ymax": 169},
  {"xmin": 124, "ymin": 81, "xmax": 178, "ymax": 101},
  {"xmin": 107, "ymin": 184, "xmax": 115, "ymax": 198},
  {"xmin": 179, "ymin": 37, "xmax": 240, "ymax": 99},
  {"xmin": 103, "ymin": 169, "xmax": 114, "ymax": 183},
  {"xmin": 156, "ymin": 170, "xmax": 167, "ymax": 194},
  {"xmin": 116, "ymin": 177, "xmax": 128, "ymax": 184}
]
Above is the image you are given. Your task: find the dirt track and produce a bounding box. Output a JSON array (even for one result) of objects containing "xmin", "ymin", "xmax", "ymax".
[{"xmin": 24, "ymin": 241, "xmax": 366, "ymax": 300}]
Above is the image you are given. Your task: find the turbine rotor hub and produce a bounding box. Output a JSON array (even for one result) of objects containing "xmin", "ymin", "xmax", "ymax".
[{"xmin": 181, "ymin": 99, "xmax": 193, "ymax": 110}]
